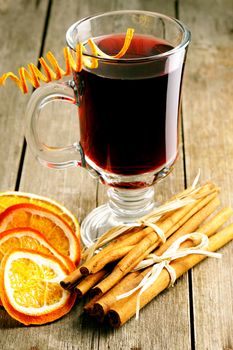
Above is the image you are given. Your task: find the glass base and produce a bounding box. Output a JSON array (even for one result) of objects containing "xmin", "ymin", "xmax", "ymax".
[{"xmin": 81, "ymin": 186, "xmax": 156, "ymax": 247}]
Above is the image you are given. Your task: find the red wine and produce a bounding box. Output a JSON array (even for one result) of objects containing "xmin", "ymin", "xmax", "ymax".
[{"xmin": 75, "ymin": 34, "xmax": 184, "ymax": 177}]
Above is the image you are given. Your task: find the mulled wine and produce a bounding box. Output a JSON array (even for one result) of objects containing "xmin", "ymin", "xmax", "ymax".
[{"xmin": 75, "ymin": 34, "xmax": 184, "ymax": 176}]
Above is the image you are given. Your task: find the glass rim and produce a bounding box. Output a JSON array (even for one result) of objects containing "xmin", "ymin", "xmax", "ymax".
[{"xmin": 66, "ymin": 10, "xmax": 191, "ymax": 64}]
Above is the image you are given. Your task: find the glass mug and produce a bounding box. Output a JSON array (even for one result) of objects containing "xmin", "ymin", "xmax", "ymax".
[{"xmin": 25, "ymin": 10, "xmax": 191, "ymax": 247}]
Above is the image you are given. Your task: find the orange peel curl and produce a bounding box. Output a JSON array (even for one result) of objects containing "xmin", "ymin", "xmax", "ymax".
[{"xmin": 0, "ymin": 28, "xmax": 134, "ymax": 94}]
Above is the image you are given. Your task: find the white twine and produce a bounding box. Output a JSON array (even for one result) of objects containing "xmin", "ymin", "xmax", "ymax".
[
  {"xmin": 139, "ymin": 220, "xmax": 166, "ymax": 243},
  {"xmin": 116, "ymin": 232, "xmax": 221, "ymax": 320},
  {"xmin": 83, "ymin": 170, "xmax": 216, "ymax": 262},
  {"xmin": 191, "ymin": 169, "xmax": 201, "ymax": 189}
]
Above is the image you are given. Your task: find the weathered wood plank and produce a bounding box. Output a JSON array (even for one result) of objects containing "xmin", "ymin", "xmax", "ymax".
[
  {"xmin": 97, "ymin": 1, "xmax": 190, "ymax": 350},
  {"xmin": 0, "ymin": 0, "xmax": 49, "ymax": 191},
  {"xmin": 180, "ymin": 0, "xmax": 233, "ymax": 349},
  {"xmin": 1, "ymin": 1, "xmax": 102, "ymax": 347},
  {"xmin": 0, "ymin": 1, "xmax": 193, "ymax": 349},
  {"xmin": 0, "ymin": 0, "xmax": 52, "ymax": 346}
]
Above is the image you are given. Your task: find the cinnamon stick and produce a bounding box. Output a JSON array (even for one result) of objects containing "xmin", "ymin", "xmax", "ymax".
[
  {"xmin": 197, "ymin": 207, "xmax": 233, "ymax": 236},
  {"xmin": 91, "ymin": 272, "xmax": 140, "ymax": 320},
  {"xmin": 88, "ymin": 272, "xmax": 140, "ymax": 319},
  {"xmin": 155, "ymin": 197, "xmax": 224, "ymax": 255},
  {"xmin": 60, "ymin": 268, "xmax": 83, "ymax": 289},
  {"xmin": 82, "ymin": 226, "xmax": 141, "ymax": 261},
  {"xmin": 90, "ymin": 203, "xmax": 228, "ymax": 318},
  {"xmin": 61, "ymin": 228, "xmax": 149, "ymax": 289},
  {"xmin": 107, "ymin": 224, "xmax": 233, "ymax": 327},
  {"xmin": 91, "ymin": 238, "xmax": 161, "ymax": 297},
  {"xmin": 61, "ymin": 184, "xmax": 218, "ymax": 290},
  {"xmin": 84, "ymin": 294, "xmax": 102, "ymax": 315},
  {"xmin": 91, "ymin": 192, "xmax": 219, "ymax": 296},
  {"xmin": 163, "ymin": 192, "xmax": 218, "ymax": 238},
  {"xmin": 75, "ymin": 269, "xmax": 108, "ymax": 298},
  {"xmin": 81, "ymin": 245, "xmax": 135, "ymax": 275}
]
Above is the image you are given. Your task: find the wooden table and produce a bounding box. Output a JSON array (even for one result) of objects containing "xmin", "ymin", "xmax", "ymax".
[{"xmin": 0, "ymin": 1, "xmax": 232, "ymax": 349}]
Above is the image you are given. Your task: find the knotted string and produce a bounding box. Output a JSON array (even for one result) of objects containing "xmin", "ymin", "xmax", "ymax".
[
  {"xmin": 116, "ymin": 232, "xmax": 221, "ymax": 320},
  {"xmin": 82, "ymin": 172, "xmax": 203, "ymax": 260},
  {"xmin": 138, "ymin": 220, "xmax": 166, "ymax": 243}
]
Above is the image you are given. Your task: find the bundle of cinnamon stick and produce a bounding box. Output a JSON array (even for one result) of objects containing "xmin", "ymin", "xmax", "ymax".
[{"xmin": 61, "ymin": 182, "xmax": 233, "ymax": 327}]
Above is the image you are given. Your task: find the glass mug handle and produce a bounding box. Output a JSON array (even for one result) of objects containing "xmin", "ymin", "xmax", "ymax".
[{"xmin": 25, "ymin": 81, "xmax": 85, "ymax": 169}]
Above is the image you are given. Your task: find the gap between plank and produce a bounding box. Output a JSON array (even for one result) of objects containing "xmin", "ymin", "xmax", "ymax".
[
  {"xmin": 14, "ymin": 0, "xmax": 53, "ymax": 191},
  {"xmin": 175, "ymin": 1, "xmax": 196, "ymax": 349},
  {"xmin": 180, "ymin": 36, "xmax": 197, "ymax": 350}
]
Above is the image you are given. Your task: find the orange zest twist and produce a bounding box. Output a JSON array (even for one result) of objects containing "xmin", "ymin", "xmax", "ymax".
[{"xmin": 0, "ymin": 28, "xmax": 134, "ymax": 94}]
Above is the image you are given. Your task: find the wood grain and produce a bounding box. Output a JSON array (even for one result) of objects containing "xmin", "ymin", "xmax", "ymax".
[
  {"xmin": 180, "ymin": 0, "xmax": 233, "ymax": 349},
  {"xmin": 0, "ymin": 0, "xmax": 49, "ymax": 191},
  {"xmin": 1, "ymin": 0, "xmax": 232, "ymax": 349},
  {"xmin": 1, "ymin": 1, "xmax": 190, "ymax": 350}
]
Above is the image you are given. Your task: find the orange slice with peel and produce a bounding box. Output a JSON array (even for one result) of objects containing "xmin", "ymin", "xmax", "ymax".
[
  {"xmin": 0, "ymin": 191, "xmax": 80, "ymax": 237},
  {"xmin": 0, "ymin": 228, "xmax": 75, "ymax": 307},
  {"xmin": 0, "ymin": 248, "xmax": 76, "ymax": 325},
  {"xmin": 0, "ymin": 203, "xmax": 80, "ymax": 265},
  {"xmin": 0, "ymin": 227, "xmax": 75, "ymax": 271}
]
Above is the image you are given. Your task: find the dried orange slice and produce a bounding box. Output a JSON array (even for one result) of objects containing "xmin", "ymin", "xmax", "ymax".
[
  {"xmin": 0, "ymin": 249, "xmax": 76, "ymax": 325},
  {"xmin": 0, "ymin": 191, "xmax": 80, "ymax": 237},
  {"xmin": 0, "ymin": 227, "xmax": 75, "ymax": 271},
  {"xmin": 0, "ymin": 203, "xmax": 80, "ymax": 265}
]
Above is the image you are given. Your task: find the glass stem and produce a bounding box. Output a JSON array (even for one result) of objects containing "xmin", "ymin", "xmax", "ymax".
[{"xmin": 107, "ymin": 186, "xmax": 155, "ymax": 220}]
